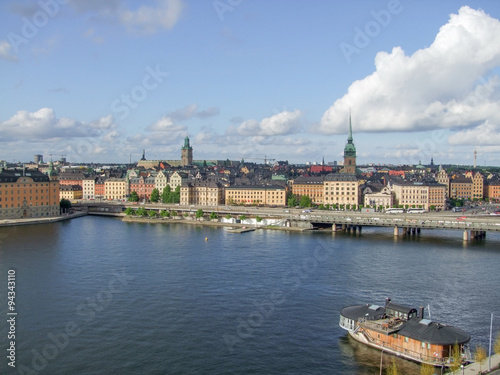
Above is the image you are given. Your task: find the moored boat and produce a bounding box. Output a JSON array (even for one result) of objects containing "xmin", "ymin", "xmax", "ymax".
[{"xmin": 339, "ymin": 298, "xmax": 471, "ymax": 367}]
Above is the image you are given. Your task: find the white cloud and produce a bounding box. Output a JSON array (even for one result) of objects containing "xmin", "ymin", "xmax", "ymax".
[
  {"xmin": 318, "ymin": 6, "xmax": 500, "ymax": 135},
  {"xmin": 0, "ymin": 40, "xmax": 17, "ymax": 62},
  {"xmin": 448, "ymin": 121, "xmax": 500, "ymax": 146},
  {"xmin": 0, "ymin": 108, "xmax": 116, "ymax": 141},
  {"xmin": 231, "ymin": 110, "xmax": 303, "ymax": 136},
  {"xmin": 118, "ymin": 0, "xmax": 184, "ymax": 34}
]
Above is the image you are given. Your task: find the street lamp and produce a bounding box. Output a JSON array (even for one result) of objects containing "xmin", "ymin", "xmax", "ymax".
[{"xmin": 460, "ymin": 364, "xmax": 464, "ymax": 375}]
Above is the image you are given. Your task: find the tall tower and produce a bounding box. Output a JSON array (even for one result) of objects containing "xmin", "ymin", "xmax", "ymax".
[
  {"xmin": 181, "ymin": 136, "xmax": 193, "ymax": 166},
  {"xmin": 474, "ymin": 149, "xmax": 477, "ymax": 168},
  {"xmin": 342, "ymin": 112, "xmax": 357, "ymax": 174}
]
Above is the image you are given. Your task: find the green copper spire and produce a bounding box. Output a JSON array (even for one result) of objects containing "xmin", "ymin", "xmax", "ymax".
[{"xmin": 344, "ymin": 112, "xmax": 356, "ymax": 158}]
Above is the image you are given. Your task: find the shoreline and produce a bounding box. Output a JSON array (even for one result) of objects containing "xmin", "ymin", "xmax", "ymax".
[
  {"xmin": 0, "ymin": 212, "xmax": 87, "ymax": 227},
  {"xmin": 122, "ymin": 216, "xmax": 312, "ymax": 232}
]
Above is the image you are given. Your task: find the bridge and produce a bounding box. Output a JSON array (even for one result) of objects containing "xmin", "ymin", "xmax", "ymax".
[{"xmin": 75, "ymin": 202, "xmax": 500, "ymax": 241}]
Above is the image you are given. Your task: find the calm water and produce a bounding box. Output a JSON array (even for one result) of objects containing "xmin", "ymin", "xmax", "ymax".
[{"xmin": 1, "ymin": 216, "xmax": 500, "ymax": 374}]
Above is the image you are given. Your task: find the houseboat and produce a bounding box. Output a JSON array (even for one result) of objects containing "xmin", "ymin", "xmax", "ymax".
[{"xmin": 339, "ymin": 298, "xmax": 471, "ymax": 367}]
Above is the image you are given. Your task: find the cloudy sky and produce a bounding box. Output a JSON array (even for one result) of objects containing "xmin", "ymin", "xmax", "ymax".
[{"xmin": 1, "ymin": 0, "xmax": 500, "ymax": 166}]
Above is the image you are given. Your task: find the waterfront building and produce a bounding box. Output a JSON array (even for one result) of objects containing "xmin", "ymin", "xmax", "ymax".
[
  {"xmin": 472, "ymin": 172, "xmax": 484, "ymax": 200},
  {"xmin": 95, "ymin": 177, "xmax": 106, "ymax": 200},
  {"xmin": 180, "ymin": 180, "xmax": 224, "ymax": 206},
  {"xmin": 363, "ymin": 185, "xmax": 392, "ymax": 209},
  {"xmin": 436, "ymin": 169, "xmax": 450, "ymax": 197},
  {"xmin": 169, "ymin": 171, "xmax": 188, "ymax": 191},
  {"xmin": 104, "ymin": 178, "xmax": 127, "ymax": 200},
  {"xmin": 225, "ymin": 185, "xmax": 286, "ymax": 206},
  {"xmin": 83, "ymin": 177, "xmax": 96, "ymax": 200},
  {"xmin": 60, "ymin": 185, "xmax": 82, "ymax": 201},
  {"xmin": 323, "ymin": 173, "xmax": 359, "ymax": 207},
  {"xmin": 291, "ymin": 176, "xmax": 324, "ymax": 205},
  {"xmin": 181, "ymin": 136, "xmax": 193, "ymax": 166},
  {"xmin": 391, "ymin": 181, "xmax": 446, "ymax": 210},
  {"xmin": 0, "ymin": 167, "xmax": 60, "ymax": 218},
  {"xmin": 58, "ymin": 169, "xmax": 86, "ymax": 187},
  {"xmin": 155, "ymin": 170, "xmax": 169, "ymax": 195},
  {"xmin": 129, "ymin": 176, "xmax": 155, "ymax": 200},
  {"xmin": 484, "ymin": 180, "xmax": 500, "ymax": 202},
  {"xmin": 340, "ymin": 114, "xmax": 357, "ymax": 174},
  {"xmin": 450, "ymin": 177, "xmax": 473, "ymax": 200}
]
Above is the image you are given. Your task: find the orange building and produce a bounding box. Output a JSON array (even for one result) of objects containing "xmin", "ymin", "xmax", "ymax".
[
  {"xmin": 291, "ymin": 176, "xmax": 324, "ymax": 204},
  {"xmin": 484, "ymin": 180, "xmax": 500, "ymax": 202},
  {"xmin": 225, "ymin": 185, "xmax": 286, "ymax": 206},
  {"xmin": 0, "ymin": 168, "xmax": 60, "ymax": 218}
]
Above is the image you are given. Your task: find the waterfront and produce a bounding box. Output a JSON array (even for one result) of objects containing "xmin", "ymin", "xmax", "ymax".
[{"xmin": 1, "ymin": 216, "xmax": 500, "ymax": 374}]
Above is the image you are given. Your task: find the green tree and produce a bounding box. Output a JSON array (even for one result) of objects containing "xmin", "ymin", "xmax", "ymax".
[
  {"xmin": 160, "ymin": 210, "xmax": 170, "ymax": 218},
  {"xmin": 148, "ymin": 210, "xmax": 157, "ymax": 218},
  {"xmin": 162, "ymin": 185, "xmax": 172, "ymax": 203},
  {"xmin": 170, "ymin": 210, "xmax": 178, "ymax": 217},
  {"xmin": 239, "ymin": 215, "xmax": 247, "ymax": 222},
  {"xmin": 299, "ymin": 195, "xmax": 312, "ymax": 207},
  {"xmin": 448, "ymin": 342, "xmax": 461, "ymax": 374},
  {"xmin": 60, "ymin": 198, "xmax": 72, "ymax": 211},
  {"xmin": 287, "ymin": 195, "xmax": 298, "ymax": 207},
  {"xmin": 256, "ymin": 215, "xmax": 263, "ymax": 222},
  {"xmin": 171, "ymin": 186, "xmax": 181, "ymax": 203},
  {"xmin": 129, "ymin": 191, "xmax": 139, "ymax": 202},
  {"xmin": 494, "ymin": 331, "xmax": 500, "ymax": 368},
  {"xmin": 430, "ymin": 205, "xmax": 436, "ymax": 211},
  {"xmin": 125, "ymin": 207, "xmax": 134, "ymax": 216},
  {"xmin": 150, "ymin": 188, "xmax": 160, "ymax": 203},
  {"xmin": 474, "ymin": 345, "xmax": 487, "ymax": 373},
  {"xmin": 386, "ymin": 357, "xmax": 400, "ymax": 375},
  {"xmin": 196, "ymin": 209, "xmax": 204, "ymax": 219},
  {"xmin": 225, "ymin": 214, "xmax": 232, "ymax": 220},
  {"xmin": 209, "ymin": 212, "xmax": 218, "ymax": 220},
  {"xmin": 136, "ymin": 207, "xmax": 147, "ymax": 217},
  {"xmin": 419, "ymin": 363, "xmax": 435, "ymax": 375}
]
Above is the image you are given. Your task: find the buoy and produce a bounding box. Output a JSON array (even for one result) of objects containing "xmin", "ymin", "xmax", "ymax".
[{"xmin": 205, "ymin": 237, "xmax": 208, "ymax": 241}]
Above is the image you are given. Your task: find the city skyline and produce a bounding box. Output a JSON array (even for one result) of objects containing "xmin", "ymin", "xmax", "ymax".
[{"xmin": 1, "ymin": 1, "xmax": 500, "ymax": 166}]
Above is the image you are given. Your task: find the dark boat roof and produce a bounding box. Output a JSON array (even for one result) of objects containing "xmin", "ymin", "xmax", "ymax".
[
  {"xmin": 386, "ymin": 302, "xmax": 416, "ymax": 315},
  {"xmin": 397, "ymin": 318, "xmax": 470, "ymax": 345},
  {"xmin": 340, "ymin": 304, "xmax": 385, "ymax": 321}
]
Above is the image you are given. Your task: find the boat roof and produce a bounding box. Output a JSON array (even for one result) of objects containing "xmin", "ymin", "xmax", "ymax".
[
  {"xmin": 385, "ymin": 302, "xmax": 416, "ymax": 315},
  {"xmin": 340, "ymin": 304, "xmax": 385, "ymax": 321},
  {"xmin": 397, "ymin": 318, "xmax": 470, "ymax": 345}
]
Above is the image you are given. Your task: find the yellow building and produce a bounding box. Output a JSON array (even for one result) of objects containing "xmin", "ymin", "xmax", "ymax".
[
  {"xmin": 225, "ymin": 185, "xmax": 286, "ymax": 206},
  {"xmin": 391, "ymin": 182, "xmax": 446, "ymax": 210},
  {"xmin": 323, "ymin": 174, "xmax": 359, "ymax": 207},
  {"xmin": 180, "ymin": 181, "xmax": 224, "ymax": 206},
  {"xmin": 104, "ymin": 178, "xmax": 127, "ymax": 200},
  {"xmin": 60, "ymin": 185, "xmax": 83, "ymax": 201},
  {"xmin": 0, "ymin": 168, "xmax": 60, "ymax": 218}
]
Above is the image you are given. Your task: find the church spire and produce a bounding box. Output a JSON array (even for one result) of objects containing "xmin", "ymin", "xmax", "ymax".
[{"xmin": 348, "ymin": 109, "xmax": 353, "ymax": 142}]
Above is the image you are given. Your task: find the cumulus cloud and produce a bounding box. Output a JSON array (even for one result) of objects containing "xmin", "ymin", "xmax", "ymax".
[
  {"xmin": 448, "ymin": 121, "xmax": 500, "ymax": 145},
  {"xmin": 0, "ymin": 40, "xmax": 17, "ymax": 62},
  {"xmin": 318, "ymin": 6, "xmax": 500, "ymax": 135},
  {"xmin": 0, "ymin": 108, "xmax": 117, "ymax": 141},
  {"xmin": 230, "ymin": 110, "xmax": 303, "ymax": 136}
]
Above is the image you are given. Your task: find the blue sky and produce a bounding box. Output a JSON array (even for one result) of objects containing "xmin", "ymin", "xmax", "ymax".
[{"xmin": 1, "ymin": 0, "xmax": 500, "ymax": 166}]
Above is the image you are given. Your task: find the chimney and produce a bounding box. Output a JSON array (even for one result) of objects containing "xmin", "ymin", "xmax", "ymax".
[
  {"xmin": 385, "ymin": 297, "xmax": 391, "ymax": 309},
  {"xmin": 419, "ymin": 306, "xmax": 425, "ymax": 319}
]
